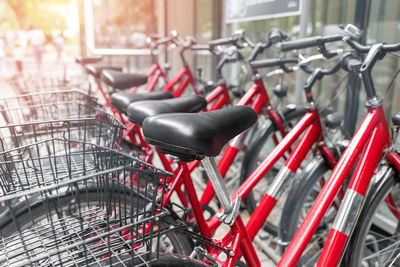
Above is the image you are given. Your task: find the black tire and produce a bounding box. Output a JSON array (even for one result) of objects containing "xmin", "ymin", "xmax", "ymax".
[
  {"xmin": 239, "ymin": 106, "xmax": 306, "ymax": 236},
  {"xmin": 342, "ymin": 166, "xmax": 400, "ymax": 266},
  {"xmin": 114, "ymin": 252, "xmax": 211, "ymax": 267},
  {"xmin": 0, "ymin": 182, "xmax": 193, "ymax": 264},
  {"xmin": 279, "ymin": 157, "xmax": 330, "ymax": 244},
  {"xmin": 89, "ymin": 252, "xmax": 211, "ymax": 266}
]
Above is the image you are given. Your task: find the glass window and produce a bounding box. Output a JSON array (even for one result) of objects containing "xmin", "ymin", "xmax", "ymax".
[
  {"xmin": 91, "ymin": 0, "xmax": 157, "ymax": 49},
  {"xmin": 366, "ymin": 0, "xmax": 400, "ymax": 121},
  {"xmin": 223, "ymin": 0, "xmax": 358, "ymax": 113}
]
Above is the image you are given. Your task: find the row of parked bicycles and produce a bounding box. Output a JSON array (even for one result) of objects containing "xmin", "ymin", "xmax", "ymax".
[{"xmin": 1, "ymin": 23, "xmax": 400, "ymax": 266}]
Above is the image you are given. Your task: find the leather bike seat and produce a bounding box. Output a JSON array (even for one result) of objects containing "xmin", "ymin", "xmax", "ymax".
[
  {"xmin": 127, "ymin": 95, "xmax": 207, "ymax": 126},
  {"xmin": 101, "ymin": 70, "xmax": 148, "ymax": 89},
  {"xmin": 143, "ymin": 106, "xmax": 257, "ymax": 162},
  {"xmin": 111, "ymin": 91, "xmax": 173, "ymax": 114}
]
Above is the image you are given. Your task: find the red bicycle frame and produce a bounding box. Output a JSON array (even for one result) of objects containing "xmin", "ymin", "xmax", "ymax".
[
  {"xmin": 160, "ymin": 77, "xmax": 291, "ymax": 211},
  {"xmin": 162, "ymin": 65, "xmax": 203, "ymax": 96},
  {"xmin": 130, "ymin": 62, "xmax": 168, "ymax": 93},
  {"xmin": 278, "ymin": 105, "xmax": 400, "ymax": 266},
  {"xmin": 277, "ymin": 41, "xmax": 400, "ymax": 266},
  {"xmin": 199, "ymin": 78, "xmax": 290, "ymax": 205},
  {"xmin": 159, "ymin": 105, "xmax": 337, "ymax": 267}
]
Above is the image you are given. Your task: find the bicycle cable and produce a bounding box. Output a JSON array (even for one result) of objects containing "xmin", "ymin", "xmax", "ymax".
[
  {"xmin": 325, "ymin": 73, "xmax": 350, "ymax": 108},
  {"xmin": 382, "ymin": 64, "xmax": 400, "ymax": 100}
]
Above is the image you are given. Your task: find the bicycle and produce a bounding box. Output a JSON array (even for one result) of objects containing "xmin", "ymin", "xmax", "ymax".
[
  {"xmin": 135, "ymin": 49, "xmax": 361, "ymax": 266},
  {"xmin": 273, "ymin": 26, "xmax": 400, "ymax": 266},
  {"xmin": 240, "ymin": 37, "xmax": 361, "ymax": 240}
]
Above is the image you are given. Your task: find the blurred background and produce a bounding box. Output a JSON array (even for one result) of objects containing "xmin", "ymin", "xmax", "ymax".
[{"xmin": 0, "ymin": 0, "xmax": 79, "ymax": 73}]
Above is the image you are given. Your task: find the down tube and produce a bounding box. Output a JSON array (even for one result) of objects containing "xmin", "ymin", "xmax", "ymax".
[
  {"xmin": 207, "ymin": 111, "xmax": 318, "ymax": 232},
  {"xmin": 246, "ymin": 120, "xmax": 322, "ymax": 240},
  {"xmin": 278, "ymin": 108, "xmax": 381, "ymax": 267},
  {"xmin": 318, "ymin": 120, "xmax": 389, "ymax": 266}
]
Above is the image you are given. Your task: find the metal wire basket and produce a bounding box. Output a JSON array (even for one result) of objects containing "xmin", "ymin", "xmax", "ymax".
[
  {"xmin": 0, "ymin": 110, "xmax": 126, "ymax": 151},
  {"xmin": 0, "ymin": 139, "xmax": 170, "ymax": 267},
  {"xmin": 7, "ymin": 76, "xmax": 90, "ymax": 96},
  {"xmin": 0, "ymin": 90, "xmax": 99, "ymax": 125}
]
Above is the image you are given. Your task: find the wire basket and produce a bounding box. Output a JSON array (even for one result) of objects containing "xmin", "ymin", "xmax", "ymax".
[
  {"xmin": 7, "ymin": 75, "xmax": 90, "ymax": 96},
  {"xmin": 0, "ymin": 110, "xmax": 126, "ymax": 151},
  {"xmin": 0, "ymin": 90, "xmax": 99, "ymax": 125},
  {"xmin": 0, "ymin": 139, "xmax": 170, "ymax": 267}
]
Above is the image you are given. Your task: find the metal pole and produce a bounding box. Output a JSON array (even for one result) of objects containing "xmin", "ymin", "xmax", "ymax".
[
  {"xmin": 202, "ymin": 157, "xmax": 233, "ymax": 213},
  {"xmin": 193, "ymin": 0, "xmax": 198, "ymax": 74},
  {"xmin": 211, "ymin": 0, "xmax": 223, "ymax": 81},
  {"xmin": 294, "ymin": 0, "xmax": 309, "ymax": 106},
  {"xmin": 342, "ymin": 0, "xmax": 371, "ymax": 137},
  {"xmin": 164, "ymin": 0, "xmax": 168, "ymax": 69}
]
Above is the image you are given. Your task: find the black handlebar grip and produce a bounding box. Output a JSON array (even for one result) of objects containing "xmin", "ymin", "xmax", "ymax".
[
  {"xmin": 209, "ymin": 36, "xmax": 235, "ymax": 47},
  {"xmin": 281, "ymin": 35, "xmax": 342, "ymax": 51},
  {"xmin": 322, "ymin": 35, "xmax": 343, "ymax": 43},
  {"xmin": 281, "ymin": 36, "xmax": 322, "ymax": 51}
]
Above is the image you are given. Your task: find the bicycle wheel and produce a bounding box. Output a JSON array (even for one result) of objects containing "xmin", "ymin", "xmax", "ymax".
[
  {"xmin": 279, "ymin": 157, "xmax": 330, "ymax": 243},
  {"xmin": 342, "ymin": 166, "xmax": 400, "ymax": 266},
  {"xmin": 0, "ymin": 182, "xmax": 193, "ymax": 264},
  {"xmin": 239, "ymin": 106, "xmax": 306, "ymax": 236}
]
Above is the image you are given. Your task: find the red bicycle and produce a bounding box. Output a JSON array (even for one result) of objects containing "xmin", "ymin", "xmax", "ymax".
[
  {"xmin": 276, "ymin": 30, "xmax": 400, "ymax": 266},
  {"xmin": 135, "ymin": 46, "xmax": 359, "ymax": 267}
]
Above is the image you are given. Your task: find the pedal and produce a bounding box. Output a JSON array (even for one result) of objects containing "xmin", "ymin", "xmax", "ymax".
[{"xmin": 190, "ymin": 246, "xmax": 221, "ymax": 267}]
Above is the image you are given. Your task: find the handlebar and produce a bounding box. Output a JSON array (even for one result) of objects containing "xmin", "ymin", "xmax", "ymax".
[
  {"xmin": 154, "ymin": 36, "xmax": 173, "ymax": 47},
  {"xmin": 346, "ymin": 38, "xmax": 400, "ymax": 53},
  {"xmin": 248, "ymin": 28, "xmax": 288, "ymax": 62},
  {"xmin": 209, "ymin": 36, "xmax": 236, "ymax": 47},
  {"xmin": 209, "ymin": 30, "xmax": 255, "ymax": 50},
  {"xmin": 248, "ymin": 43, "xmax": 268, "ymax": 62},
  {"xmin": 303, "ymin": 54, "xmax": 361, "ymax": 102},
  {"xmin": 280, "ymin": 35, "xmax": 343, "ymax": 51},
  {"xmin": 342, "ymin": 36, "xmax": 400, "ymax": 98},
  {"xmin": 250, "ymin": 58, "xmax": 298, "ymax": 72}
]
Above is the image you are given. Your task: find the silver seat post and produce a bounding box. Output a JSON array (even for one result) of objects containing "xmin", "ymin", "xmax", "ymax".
[{"xmin": 202, "ymin": 157, "xmax": 233, "ymax": 213}]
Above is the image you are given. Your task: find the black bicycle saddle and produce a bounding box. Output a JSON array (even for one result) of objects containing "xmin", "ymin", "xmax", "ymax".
[
  {"xmin": 101, "ymin": 70, "xmax": 148, "ymax": 89},
  {"xmin": 143, "ymin": 106, "xmax": 258, "ymax": 162},
  {"xmin": 111, "ymin": 91, "xmax": 173, "ymax": 114},
  {"xmin": 127, "ymin": 95, "xmax": 207, "ymax": 126}
]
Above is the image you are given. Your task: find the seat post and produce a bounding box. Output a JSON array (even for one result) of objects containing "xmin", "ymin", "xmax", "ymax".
[{"xmin": 202, "ymin": 157, "xmax": 233, "ymax": 213}]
